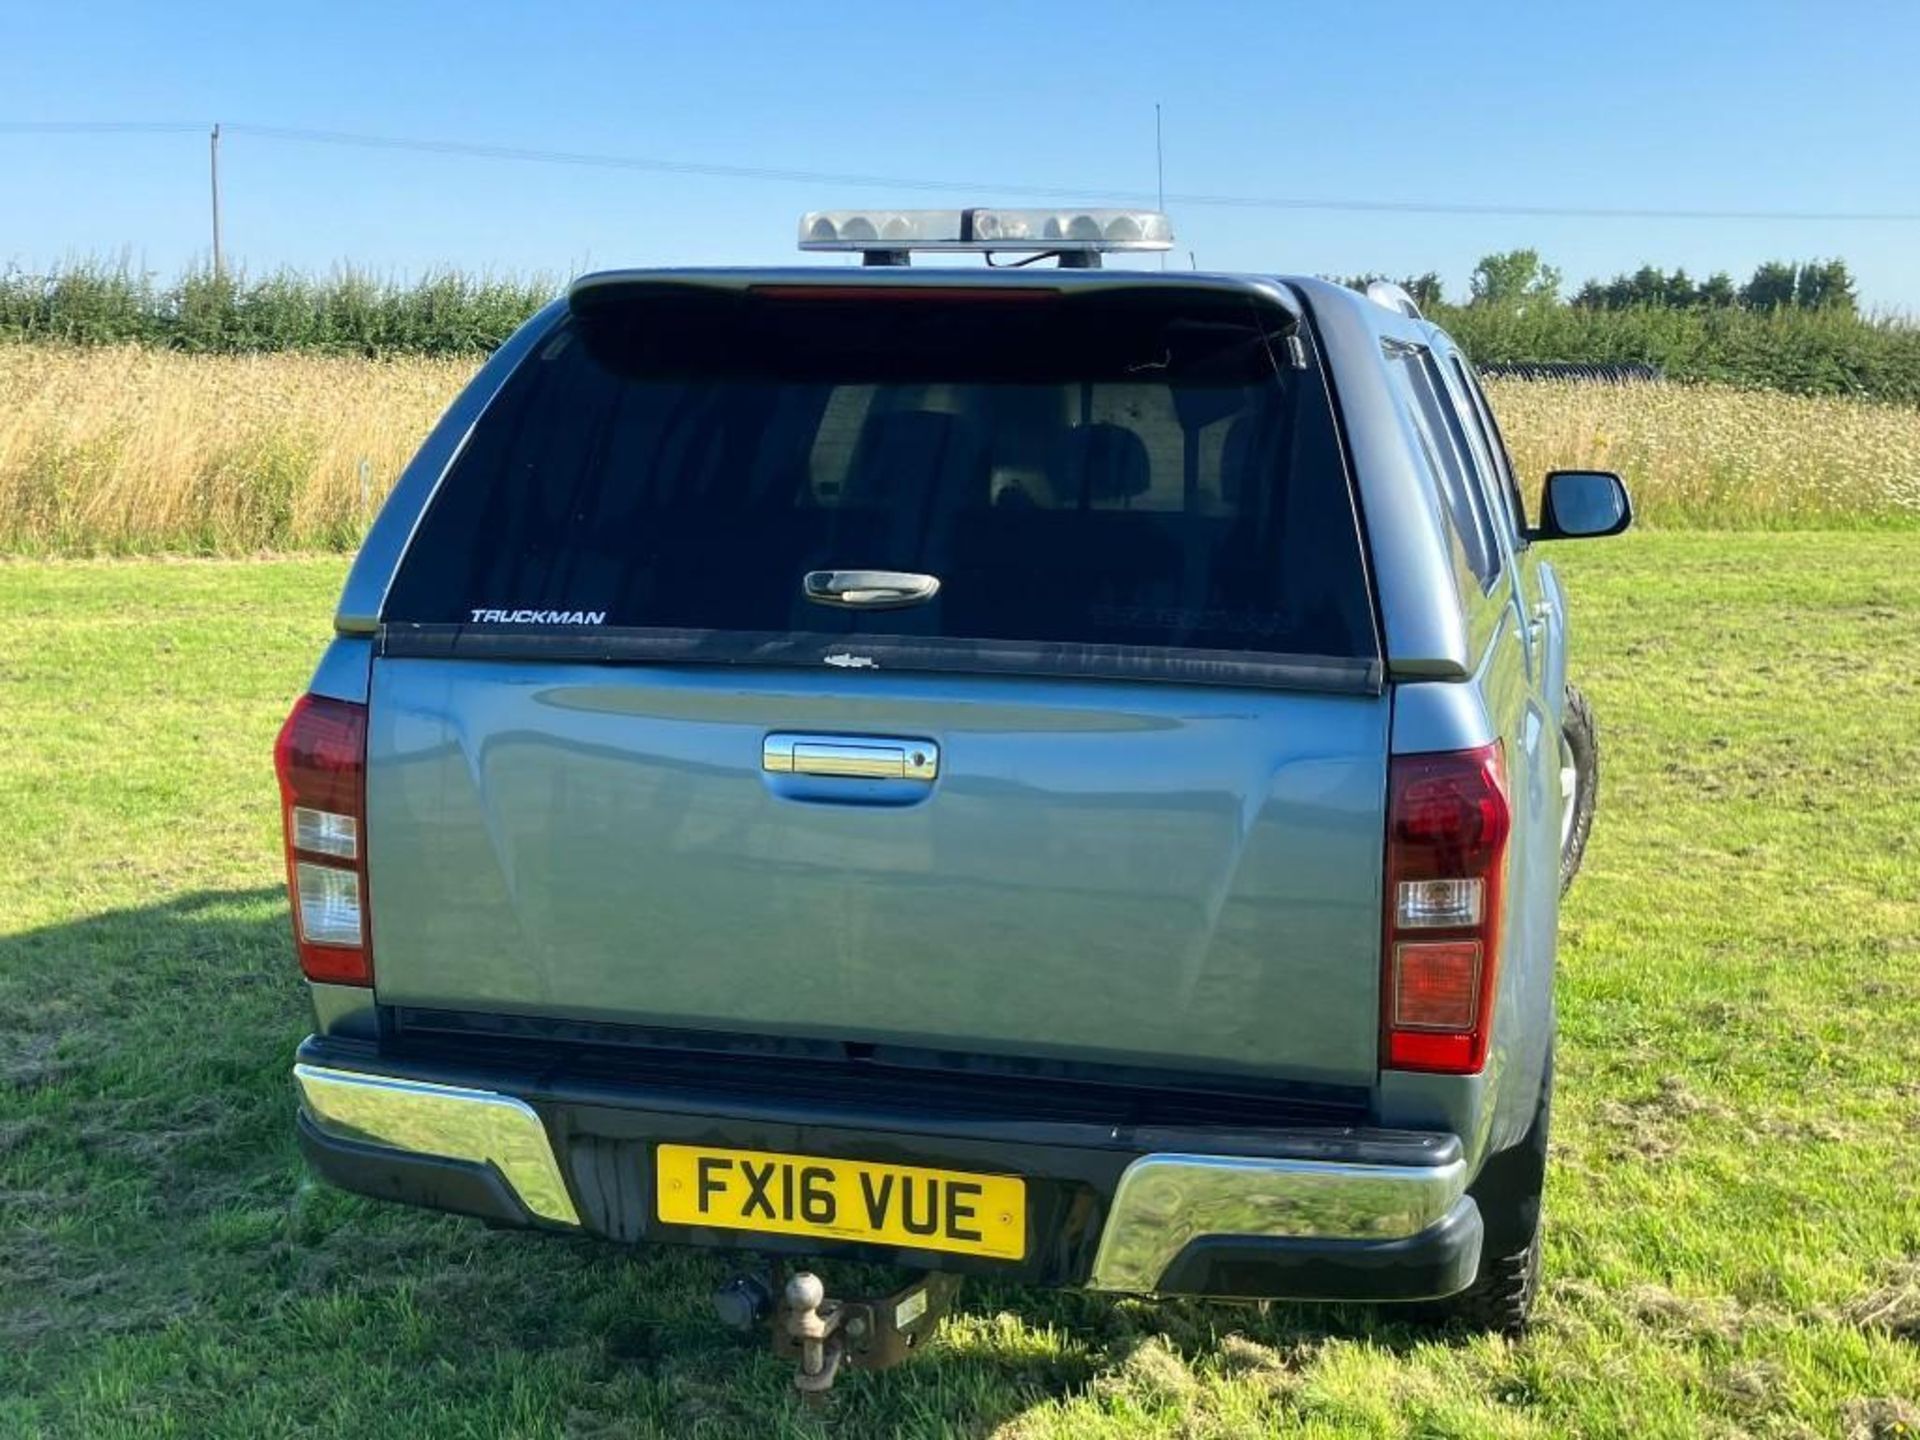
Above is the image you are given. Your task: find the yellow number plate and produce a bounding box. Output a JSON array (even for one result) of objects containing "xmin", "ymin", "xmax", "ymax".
[{"xmin": 655, "ymin": 1144, "xmax": 1027, "ymax": 1261}]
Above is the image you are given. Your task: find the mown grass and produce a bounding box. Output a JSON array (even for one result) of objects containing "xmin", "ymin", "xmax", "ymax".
[
  {"xmin": 1, "ymin": 534, "xmax": 1916, "ymax": 1437},
  {"xmin": 1, "ymin": 346, "xmax": 1918, "ymax": 557}
]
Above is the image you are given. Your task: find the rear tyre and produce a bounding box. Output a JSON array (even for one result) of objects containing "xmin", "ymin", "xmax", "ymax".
[
  {"xmin": 1559, "ymin": 685, "xmax": 1599, "ymax": 895},
  {"xmin": 1411, "ymin": 1049, "xmax": 1552, "ymax": 1338},
  {"xmin": 1424, "ymin": 1222, "xmax": 1542, "ymax": 1339}
]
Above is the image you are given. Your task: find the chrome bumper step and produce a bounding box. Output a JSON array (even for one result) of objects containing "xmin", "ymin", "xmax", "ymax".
[
  {"xmin": 294, "ymin": 1063, "xmax": 580, "ymax": 1226},
  {"xmin": 294, "ymin": 1061, "xmax": 1466, "ymax": 1292}
]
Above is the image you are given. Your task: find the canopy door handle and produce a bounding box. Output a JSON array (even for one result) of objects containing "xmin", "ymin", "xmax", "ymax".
[
  {"xmin": 763, "ymin": 734, "xmax": 939, "ymax": 781},
  {"xmin": 803, "ymin": 570, "xmax": 941, "ymax": 609}
]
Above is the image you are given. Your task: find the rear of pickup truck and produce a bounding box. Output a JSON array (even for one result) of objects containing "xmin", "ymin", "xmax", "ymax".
[{"xmin": 283, "ymin": 273, "xmax": 1508, "ymax": 1307}]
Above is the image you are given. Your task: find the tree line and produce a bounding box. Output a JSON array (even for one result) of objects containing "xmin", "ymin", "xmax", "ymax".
[
  {"xmin": 2, "ymin": 254, "xmax": 1916, "ymax": 403},
  {"xmin": 0, "ymin": 260, "xmax": 552, "ymax": 356},
  {"xmin": 1338, "ymin": 250, "xmax": 1862, "ymax": 314},
  {"xmin": 1331, "ymin": 250, "xmax": 1920, "ymax": 402}
]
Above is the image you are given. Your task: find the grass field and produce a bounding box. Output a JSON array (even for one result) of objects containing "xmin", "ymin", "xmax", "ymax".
[
  {"xmin": 2, "ymin": 345, "xmax": 1918, "ymax": 555},
  {"xmin": 3, "ymin": 534, "xmax": 1918, "ymax": 1437}
]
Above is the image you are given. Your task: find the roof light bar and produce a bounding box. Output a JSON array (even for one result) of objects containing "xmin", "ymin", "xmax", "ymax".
[{"xmin": 799, "ymin": 207, "xmax": 1173, "ymax": 265}]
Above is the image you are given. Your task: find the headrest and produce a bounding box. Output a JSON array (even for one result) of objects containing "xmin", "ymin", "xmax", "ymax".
[
  {"xmin": 845, "ymin": 411, "xmax": 988, "ymax": 503},
  {"xmin": 1050, "ymin": 424, "xmax": 1152, "ymax": 507}
]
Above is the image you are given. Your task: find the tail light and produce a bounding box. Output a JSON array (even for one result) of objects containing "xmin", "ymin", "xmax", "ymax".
[
  {"xmin": 1383, "ymin": 743, "xmax": 1510, "ymax": 1074},
  {"xmin": 274, "ymin": 694, "xmax": 371, "ymax": 985}
]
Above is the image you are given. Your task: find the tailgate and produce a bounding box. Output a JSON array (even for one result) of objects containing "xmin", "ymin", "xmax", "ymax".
[{"xmin": 366, "ymin": 662, "xmax": 1388, "ymax": 1086}]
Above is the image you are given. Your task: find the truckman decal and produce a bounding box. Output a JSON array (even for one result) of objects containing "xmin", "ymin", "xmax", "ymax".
[{"xmin": 468, "ymin": 608, "xmax": 608, "ymax": 625}]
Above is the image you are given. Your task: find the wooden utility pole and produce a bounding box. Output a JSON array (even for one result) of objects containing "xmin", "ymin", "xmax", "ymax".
[{"xmin": 209, "ymin": 123, "xmax": 223, "ymax": 277}]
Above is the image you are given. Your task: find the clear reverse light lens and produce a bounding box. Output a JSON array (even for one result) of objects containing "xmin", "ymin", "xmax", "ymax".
[
  {"xmin": 295, "ymin": 862, "xmax": 363, "ymax": 947},
  {"xmin": 1395, "ymin": 878, "xmax": 1483, "ymax": 929},
  {"xmin": 292, "ymin": 806, "xmax": 358, "ymax": 859}
]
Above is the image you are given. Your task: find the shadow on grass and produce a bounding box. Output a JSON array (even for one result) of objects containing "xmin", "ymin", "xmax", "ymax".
[{"xmin": 2, "ymin": 889, "xmax": 1452, "ymax": 1435}]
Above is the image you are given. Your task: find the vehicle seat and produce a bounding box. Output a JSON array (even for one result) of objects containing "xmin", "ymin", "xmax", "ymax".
[
  {"xmin": 1218, "ymin": 409, "xmax": 1290, "ymax": 513},
  {"xmin": 841, "ymin": 409, "xmax": 991, "ymax": 571},
  {"xmin": 844, "ymin": 411, "xmax": 990, "ymax": 507},
  {"xmin": 1047, "ymin": 423, "xmax": 1153, "ymax": 510}
]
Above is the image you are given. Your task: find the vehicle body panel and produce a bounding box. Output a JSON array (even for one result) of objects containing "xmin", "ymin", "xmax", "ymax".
[
  {"xmin": 365, "ymin": 659, "xmax": 1393, "ymax": 1087},
  {"xmin": 307, "ymin": 634, "xmax": 373, "ymax": 705},
  {"xmin": 1362, "ymin": 321, "xmax": 1563, "ymax": 1164},
  {"xmin": 1286, "ymin": 278, "xmax": 1476, "ymax": 680}
]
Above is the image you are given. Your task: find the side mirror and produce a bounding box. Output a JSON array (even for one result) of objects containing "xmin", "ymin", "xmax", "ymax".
[{"xmin": 1532, "ymin": 470, "xmax": 1632, "ymax": 541}]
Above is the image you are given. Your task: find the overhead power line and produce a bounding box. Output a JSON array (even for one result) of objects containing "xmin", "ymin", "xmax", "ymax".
[
  {"xmin": 0, "ymin": 120, "xmax": 204, "ymax": 134},
  {"xmin": 6, "ymin": 118, "xmax": 1920, "ymax": 224},
  {"xmin": 216, "ymin": 123, "xmax": 1920, "ymax": 224}
]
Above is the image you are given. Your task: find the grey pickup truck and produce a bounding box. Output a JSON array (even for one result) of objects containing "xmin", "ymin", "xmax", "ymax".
[{"xmin": 276, "ymin": 209, "xmax": 1629, "ymax": 1381}]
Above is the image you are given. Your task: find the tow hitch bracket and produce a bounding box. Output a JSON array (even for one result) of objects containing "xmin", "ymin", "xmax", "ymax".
[{"xmin": 770, "ymin": 1266, "xmax": 963, "ymax": 1395}]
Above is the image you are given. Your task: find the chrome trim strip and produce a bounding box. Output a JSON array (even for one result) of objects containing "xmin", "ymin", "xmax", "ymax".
[
  {"xmin": 1088, "ymin": 1150, "xmax": 1468, "ymax": 1294},
  {"xmin": 293, "ymin": 1063, "xmax": 579, "ymax": 1226}
]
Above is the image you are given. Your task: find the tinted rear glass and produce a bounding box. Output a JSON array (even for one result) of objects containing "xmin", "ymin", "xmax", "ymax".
[{"xmin": 383, "ymin": 285, "xmax": 1378, "ymax": 666}]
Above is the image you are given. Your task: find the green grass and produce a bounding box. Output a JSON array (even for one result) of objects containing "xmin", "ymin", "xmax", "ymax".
[{"xmin": 2, "ymin": 535, "xmax": 1917, "ymax": 1437}]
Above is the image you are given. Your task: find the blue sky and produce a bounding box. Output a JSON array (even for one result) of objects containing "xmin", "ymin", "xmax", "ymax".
[{"xmin": 5, "ymin": 0, "xmax": 1919, "ymax": 309}]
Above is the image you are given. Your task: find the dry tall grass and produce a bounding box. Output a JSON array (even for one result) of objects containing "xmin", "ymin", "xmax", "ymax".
[
  {"xmin": 0, "ymin": 345, "xmax": 472, "ymax": 553},
  {"xmin": 1, "ymin": 344, "xmax": 1915, "ymax": 554},
  {"xmin": 1484, "ymin": 376, "xmax": 1920, "ymax": 527}
]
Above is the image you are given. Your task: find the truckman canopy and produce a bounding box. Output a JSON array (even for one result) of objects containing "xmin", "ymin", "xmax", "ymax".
[{"xmin": 382, "ymin": 280, "xmax": 1379, "ymax": 690}]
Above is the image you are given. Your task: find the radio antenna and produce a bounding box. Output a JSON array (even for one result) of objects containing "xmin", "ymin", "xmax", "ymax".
[{"xmin": 1155, "ymin": 103, "xmax": 1166, "ymax": 270}]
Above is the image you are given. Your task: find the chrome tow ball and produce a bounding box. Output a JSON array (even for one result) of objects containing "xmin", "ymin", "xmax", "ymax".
[{"xmin": 783, "ymin": 1272, "xmax": 847, "ymax": 1395}]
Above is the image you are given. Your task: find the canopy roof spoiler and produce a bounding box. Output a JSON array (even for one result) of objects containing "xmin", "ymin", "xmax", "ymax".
[{"xmin": 564, "ymin": 266, "xmax": 1302, "ymax": 326}]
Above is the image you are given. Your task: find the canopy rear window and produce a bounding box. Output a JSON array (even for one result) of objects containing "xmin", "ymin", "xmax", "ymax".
[{"xmin": 382, "ymin": 285, "xmax": 1380, "ymax": 689}]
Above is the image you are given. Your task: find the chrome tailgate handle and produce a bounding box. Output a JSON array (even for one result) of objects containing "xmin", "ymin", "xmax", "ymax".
[
  {"xmin": 763, "ymin": 733, "xmax": 939, "ymax": 781},
  {"xmin": 803, "ymin": 570, "xmax": 941, "ymax": 609}
]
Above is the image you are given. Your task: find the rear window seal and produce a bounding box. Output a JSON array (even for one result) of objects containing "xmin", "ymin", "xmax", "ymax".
[{"xmin": 378, "ymin": 623, "xmax": 1384, "ymax": 696}]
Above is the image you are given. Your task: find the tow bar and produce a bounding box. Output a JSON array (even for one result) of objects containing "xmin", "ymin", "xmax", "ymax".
[{"xmin": 713, "ymin": 1262, "xmax": 963, "ymax": 1395}]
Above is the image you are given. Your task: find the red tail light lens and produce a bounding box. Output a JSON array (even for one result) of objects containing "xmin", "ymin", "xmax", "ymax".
[
  {"xmin": 274, "ymin": 694, "xmax": 371, "ymax": 986},
  {"xmin": 1383, "ymin": 744, "xmax": 1510, "ymax": 1074},
  {"xmin": 1392, "ymin": 941, "xmax": 1481, "ymax": 1029}
]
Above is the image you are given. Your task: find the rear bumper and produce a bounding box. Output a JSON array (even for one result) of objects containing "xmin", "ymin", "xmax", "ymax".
[{"xmin": 293, "ymin": 1044, "xmax": 1479, "ymax": 1302}]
